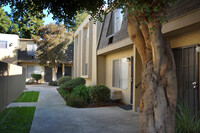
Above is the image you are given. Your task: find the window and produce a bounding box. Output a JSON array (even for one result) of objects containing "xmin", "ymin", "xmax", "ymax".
[
  {"xmin": 27, "ymin": 65, "xmax": 42, "ymax": 78},
  {"xmin": 0, "ymin": 41, "xmax": 7, "ymax": 48},
  {"xmin": 27, "ymin": 44, "xmax": 37, "ymax": 56},
  {"xmin": 112, "ymin": 58, "xmax": 128, "ymax": 89},
  {"xmin": 107, "ymin": 9, "xmax": 123, "ymax": 36}
]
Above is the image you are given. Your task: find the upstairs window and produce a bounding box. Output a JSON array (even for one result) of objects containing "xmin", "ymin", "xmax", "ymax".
[
  {"xmin": 27, "ymin": 44, "xmax": 37, "ymax": 56},
  {"xmin": 107, "ymin": 9, "xmax": 123, "ymax": 36},
  {"xmin": 0, "ymin": 41, "xmax": 7, "ymax": 48}
]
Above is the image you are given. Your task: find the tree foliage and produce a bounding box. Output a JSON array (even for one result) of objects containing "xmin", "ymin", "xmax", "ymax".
[
  {"xmin": 11, "ymin": 9, "xmax": 45, "ymax": 38},
  {"xmin": 0, "ymin": 7, "xmax": 19, "ymax": 34},
  {"xmin": 69, "ymin": 11, "xmax": 88, "ymax": 32},
  {"xmin": 33, "ymin": 23, "xmax": 73, "ymax": 68}
]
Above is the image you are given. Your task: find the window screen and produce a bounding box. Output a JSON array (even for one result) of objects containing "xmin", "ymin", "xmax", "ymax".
[
  {"xmin": 112, "ymin": 58, "xmax": 128, "ymax": 89},
  {"xmin": 0, "ymin": 41, "xmax": 7, "ymax": 48}
]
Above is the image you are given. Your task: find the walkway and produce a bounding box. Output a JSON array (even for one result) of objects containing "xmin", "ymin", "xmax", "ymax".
[{"xmin": 27, "ymin": 84, "xmax": 140, "ymax": 133}]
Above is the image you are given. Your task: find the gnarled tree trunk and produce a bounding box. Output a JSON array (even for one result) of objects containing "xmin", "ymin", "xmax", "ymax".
[{"xmin": 127, "ymin": 15, "xmax": 177, "ymax": 133}]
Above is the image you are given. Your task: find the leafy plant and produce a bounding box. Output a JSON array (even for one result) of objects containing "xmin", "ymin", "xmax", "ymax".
[
  {"xmin": 57, "ymin": 87, "xmax": 70, "ymax": 101},
  {"xmin": 60, "ymin": 77, "xmax": 86, "ymax": 92},
  {"xmin": 48, "ymin": 81, "xmax": 58, "ymax": 86},
  {"xmin": 71, "ymin": 85, "xmax": 91, "ymax": 104},
  {"xmin": 175, "ymin": 102, "xmax": 200, "ymax": 133},
  {"xmin": 58, "ymin": 76, "xmax": 71, "ymax": 85},
  {"xmin": 66, "ymin": 96, "xmax": 85, "ymax": 108},
  {"xmin": 89, "ymin": 85, "xmax": 110, "ymax": 104},
  {"xmin": 31, "ymin": 74, "xmax": 42, "ymax": 83}
]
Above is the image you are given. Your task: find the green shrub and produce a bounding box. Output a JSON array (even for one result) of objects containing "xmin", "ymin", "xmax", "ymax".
[
  {"xmin": 66, "ymin": 96, "xmax": 85, "ymax": 108},
  {"xmin": 31, "ymin": 74, "xmax": 42, "ymax": 83},
  {"xmin": 48, "ymin": 81, "xmax": 58, "ymax": 86},
  {"xmin": 71, "ymin": 85, "xmax": 91, "ymax": 104},
  {"xmin": 175, "ymin": 102, "xmax": 200, "ymax": 133},
  {"xmin": 89, "ymin": 85, "xmax": 110, "ymax": 103},
  {"xmin": 57, "ymin": 87, "xmax": 70, "ymax": 101},
  {"xmin": 58, "ymin": 76, "xmax": 71, "ymax": 85},
  {"xmin": 60, "ymin": 77, "xmax": 86, "ymax": 92}
]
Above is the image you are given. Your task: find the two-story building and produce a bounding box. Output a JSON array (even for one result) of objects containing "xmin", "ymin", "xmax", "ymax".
[
  {"xmin": 0, "ymin": 35, "xmax": 73, "ymax": 83},
  {"xmin": 73, "ymin": 0, "xmax": 200, "ymax": 114}
]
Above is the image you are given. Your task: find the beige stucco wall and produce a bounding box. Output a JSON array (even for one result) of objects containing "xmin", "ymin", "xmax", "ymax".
[
  {"xmin": 165, "ymin": 22, "xmax": 200, "ymax": 48},
  {"xmin": 74, "ymin": 15, "xmax": 98, "ymax": 86},
  {"xmin": 0, "ymin": 34, "xmax": 19, "ymax": 64},
  {"xmin": 19, "ymin": 62, "xmax": 45, "ymax": 83},
  {"xmin": 105, "ymin": 46, "xmax": 133, "ymax": 104}
]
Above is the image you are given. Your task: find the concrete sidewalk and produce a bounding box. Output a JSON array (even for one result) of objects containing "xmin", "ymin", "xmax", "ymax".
[{"xmin": 29, "ymin": 84, "xmax": 140, "ymax": 133}]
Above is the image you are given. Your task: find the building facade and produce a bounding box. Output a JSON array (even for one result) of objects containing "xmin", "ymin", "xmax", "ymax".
[
  {"xmin": 18, "ymin": 38, "xmax": 73, "ymax": 83},
  {"xmin": 0, "ymin": 35, "xmax": 73, "ymax": 83},
  {"xmin": 75, "ymin": 0, "xmax": 200, "ymax": 112}
]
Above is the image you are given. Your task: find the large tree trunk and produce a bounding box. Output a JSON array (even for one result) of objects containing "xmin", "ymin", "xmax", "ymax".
[{"xmin": 127, "ymin": 15, "xmax": 177, "ymax": 133}]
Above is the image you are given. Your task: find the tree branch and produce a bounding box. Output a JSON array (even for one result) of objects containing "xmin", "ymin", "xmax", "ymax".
[{"xmin": 127, "ymin": 15, "xmax": 147, "ymax": 65}]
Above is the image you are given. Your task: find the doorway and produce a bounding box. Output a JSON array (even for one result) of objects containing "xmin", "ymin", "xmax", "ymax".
[{"xmin": 173, "ymin": 45, "xmax": 199, "ymax": 116}]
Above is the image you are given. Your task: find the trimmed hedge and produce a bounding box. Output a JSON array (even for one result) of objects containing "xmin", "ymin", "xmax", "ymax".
[
  {"xmin": 60, "ymin": 77, "xmax": 86, "ymax": 93},
  {"xmin": 58, "ymin": 76, "xmax": 71, "ymax": 85},
  {"xmin": 31, "ymin": 74, "xmax": 42, "ymax": 83},
  {"xmin": 66, "ymin": 96, "xmax": 85, "ymax": 108},
  {"xmin": 71, "ymin": 85, "xmax": 91, "ymax": 104},
  {"xmin": 48, "ymin": 81, "xmax": 58, "ymax": 86},
  {"xmin": 90, "ymin": 85, "xmax": 110, "ymax": 103}
]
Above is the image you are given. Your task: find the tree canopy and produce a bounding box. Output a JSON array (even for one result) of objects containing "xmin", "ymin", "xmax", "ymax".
[
  {"xmin": 0, "ymin": 7, "xmax": 19, "ymax": 34},
  {"xmin": 69, "ymin": 11, "xmax": 88, "ymax": 32},
  {"xmin": 33, "ymin": 23, "xmax": 73, "ymax": 68}
]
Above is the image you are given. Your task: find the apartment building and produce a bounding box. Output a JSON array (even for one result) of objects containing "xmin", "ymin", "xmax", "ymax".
[{"xmin": 75, "ymin": 0, "xmax": 200, "ymax": 113}]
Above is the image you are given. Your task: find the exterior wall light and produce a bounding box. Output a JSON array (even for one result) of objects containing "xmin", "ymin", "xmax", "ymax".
[
  {"xmin": 126, "ymin": 57, "xmax": 131, "ymax": 62},
  {"xmin": 196, "ymin": 45, "xmax": 200, "ymax": 52}
]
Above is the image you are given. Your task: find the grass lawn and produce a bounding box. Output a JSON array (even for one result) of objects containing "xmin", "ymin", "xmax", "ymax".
[
  {"xmin": 14, "ymin": 91, "xmax": 39, "ymax": 102},
  {"xmin": 0, "ymin": 107, "xmax": 36, "ymax": 133}
]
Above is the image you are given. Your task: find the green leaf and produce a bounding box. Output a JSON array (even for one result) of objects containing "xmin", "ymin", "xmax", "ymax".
[{"xmin": 153, "ymin": 6, "xmax": 158, "ymax": 12}]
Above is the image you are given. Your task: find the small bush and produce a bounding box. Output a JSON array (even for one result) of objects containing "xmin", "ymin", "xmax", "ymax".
[
  {"xmin": 58, "ymin": 76, "xmax": 71, "ymax": 85},
  {"xmin": 48, "ymin": 81, "xmax": 58, "ymax": 86},
  {"xmin": 71, "ymin": 85, "xmax": 91, "ymax": 104},
  {"xmin": 66, "ymin": 96, "xmax": 85, "ymax": 108},
  {"xmin": 31, "ymin": 74, "xmax": 42, "ymax": 83},
  {"xmin": 90, "ymin": 85, "xmax": 110, "ymax": 103},
  {"xmin": 60, "ymin": 77, "xmax": 86, "ymax": 92},
  {"xmin": 57, "ymin": 87, "xmax": 70, "ymax": 101}
]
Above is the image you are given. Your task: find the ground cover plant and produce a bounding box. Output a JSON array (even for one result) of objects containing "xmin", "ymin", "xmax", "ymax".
[
  {"xmin": 0, "ymin": 107, "xmax": 36, "ymax": 133},
  {"xmin": 14, "ymin": 91, "xmax": 39, "ymax": 102}
]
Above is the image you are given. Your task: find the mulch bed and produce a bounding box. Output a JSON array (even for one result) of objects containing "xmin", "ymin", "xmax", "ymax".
[{"xmin": 84, "ymin": 100, "xmax": 125, "ymax": 108}]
